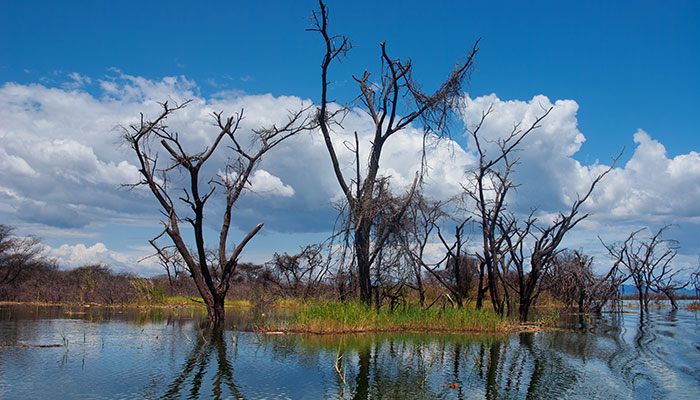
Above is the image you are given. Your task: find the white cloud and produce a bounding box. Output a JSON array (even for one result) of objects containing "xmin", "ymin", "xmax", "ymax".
[
  {"xmin": 249, "ymin": 169, "xmax": 295, "ymax": 197},
  {"xmin": 63, "ymin": 72, "xmax": 92, "ymax": 89},
  {"xmin": 458, "ymin": 94, "xmax": 700, "ymax": 223},
  {"xmin": 0, "ymin": 148, "xmax": 39, "ymax": 178},
  {"xmin": 1, "ymin": 75, "xmax": 697, "ymax": 276},
  {"xmin": 47, "ymin": 242, "xmax": 162, "ymax": 276},
  {"xmin": 593, "ymin": 130, "xmax": 700, "ymax": 220},
  {"xmin": 459, "ymin": 94, "xmax": 700, "ymax": 274}
]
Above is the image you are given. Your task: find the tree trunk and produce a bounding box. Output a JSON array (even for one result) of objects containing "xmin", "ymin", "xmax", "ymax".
[
  {"xmin": 205, "ymin": 295, "xmax": 226, "ymax": 324},
  {"xmin": 577, "ymin": 293, "xmax": 585, "ymax": 313},
  {"xmin": 476, "ymin": 261, "xmax": 486, "ymax": 309},
  {"xmin": 518, "ymin": 295, "xmax": 531, "ymax": 322},
  {"xmin": 414, "ymin": 265, "xmax": 425, "ymax": 307},
  {"xmin": 487, "ymin": 264, "xmax": 503, "ymax": 316},
  {"xmin": 355, "ymin": 220, "xmax": 372, "ymax": 306}
]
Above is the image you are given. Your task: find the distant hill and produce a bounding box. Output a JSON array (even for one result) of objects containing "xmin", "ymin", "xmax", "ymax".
[{"xmin": 618, "ymin": 284, "xmax": 697, "ymax": 297}]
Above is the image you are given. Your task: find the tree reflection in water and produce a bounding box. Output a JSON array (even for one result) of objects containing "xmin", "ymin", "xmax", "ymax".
[
  {"xmin": 163, "ymin": 324, "xmax": 244, "ymax": 400},
  {"xmin": 154, "ymin": 308, "xmax": 694, "ymax": 399},
  {"xmin": 294, "ymin": 332, "xmax": 582, "ymax": 399},
  {"xmin": 1, "ymin": 304, "xmax": 699, "ymax": 399}
]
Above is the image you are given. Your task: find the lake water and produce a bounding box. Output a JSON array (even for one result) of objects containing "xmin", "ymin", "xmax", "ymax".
[{"xmin": 1, "ymin": 303, "xmax": 699, "ymax": 399}]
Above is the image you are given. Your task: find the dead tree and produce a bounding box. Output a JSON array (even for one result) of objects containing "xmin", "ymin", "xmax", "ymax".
[
  {"xmin": 122, "ymin": 101, "xmax": 312, "ymax": 323},
  {"xmin": 269, "ymin": 243, "xmax": 330, "ymax": 299},
  {"xmin": 653, "ymin": 270, "xmax": 687, "ymax": 310},
  {"xmin": 502, "ymin": 162, "xmax": 613, "ymax": 322},
  {"xmin": 602, "ymin": 225, "xmax": 680, "ymax": 313},
  {"xmin": 0, "ymin": 224, "xmax": 54, "ymax": 286},
  {"xmin": 547, "ymin": 250, "xmax": 628, "ymax": 313},
  {"xmin": 332, "ymin": 175, "xmax": 418, "ymax": 308},
  {"xmin": 547, "ymin": 251, "xmax": 595, "ymax": 312},
  {"xmin": 691, "ymin": 262, "xmax": 700, "ymax": 298},
  {"xmin": 463, "ymin": 106, "xmax": 552, "ymax": 315},
  {"xmin": 400, "ymin": 198, "xmax": 478, "ymax": 308},
  {"xmin": 464, "ymin": 103, "xmax": 618, "ymax": 320},
  {"xmin": 140, "ymin": 238, "xmax": 185, "ymax": 287},
  {"xmin": 399, "ymin": 194, "xmax": 447, "ymax": 307},
  {"xmin": 0, "ymin": 224, "xmax": 56, "ymax": 286},
  {"xmin": 311, "ymin": 0, "xmax": 478, "ymax": 306},
  {"xmin": 434, "ymin": 219, "xmax": 474, "ymax": 307}
]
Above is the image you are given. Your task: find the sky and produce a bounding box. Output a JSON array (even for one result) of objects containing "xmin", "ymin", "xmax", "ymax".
[{"xmin": 1, "ymin": 0, "xmax": 698, "ymax": 277}]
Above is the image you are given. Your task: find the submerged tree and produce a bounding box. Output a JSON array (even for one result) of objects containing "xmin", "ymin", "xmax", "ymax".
[
  {"xmin": 463, "ymin": 105, "xmax": 617, "ymax": 321},
  {"xmin": 463, "ymin": 106, "xmax": 551, "ymax": 316},
  {"xmin": 311, "ymin": 0, "xmax": 478, "ymax": 306},
  {"xmin": 603, "ymin": 225, "xmax": 684, "ymax": 312},
  {"xmin": 502, "ymin": 164, "xmax": 613, "ymax": 322},
  {"xmin": 546, "ymin": 250, "xmax": 627, "ymax": 313},
  {"xmin": 123, "ymin": 101, "xmax": 313, "ymax": 323}
]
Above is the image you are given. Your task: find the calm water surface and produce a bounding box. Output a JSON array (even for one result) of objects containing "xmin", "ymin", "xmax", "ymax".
[{"xmin": 1, "ymin": 303, "xmax": 699, "ymax": 399}]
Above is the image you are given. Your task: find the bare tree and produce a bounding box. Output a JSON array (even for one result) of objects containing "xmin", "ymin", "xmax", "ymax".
[
  {"xmin": 0, "ymin": 224, "xmax": 54, "ymax": 286},
  {"xmin": 653, "ymin": 269, "xmax": 687, "ymax": 310},
  {"xmin": 546, "ymin": 250, "xmax": 627, "ymax": 313},
  {"xmin": 464, "ymin": 104, "xmax": 617, "ymax": 320},
  {"xmin": 139, "ymin": 237, "xmax": 185, "ymax": 287},
  {"xmin": 434, "ymin": 219, "xmax": 475, "ymax": 307},
  {"xmin": 400, "ymin": 194, "xmax": 446, "ymax": 307},
  {"xmin": 122, "ymin": 101, "xmax": 313, "ymax": 323},
  {"xmin": 501, "ymin": 164, "xmax": 614, "ymax": 322},
  {"xmin": 691, "ymin": 259, "xmax": 700, "ymax": 298},
  {"xmin": 463, "ymin": 106, "xmax": 552, "ymax": 315},
  {"xmin": 269, "ymin": 243, "xmax": 330, "ymax": 299},
  {"xmin": 602, "ymin": 225, "xmax": 681, "ymax": 313},
  {"xmin": 332, "ymin": 175, "xmax": 419, "ymax": 308},
  {"xmin": 399, "ymin": 195, "xmax": 481, "ymax": 308},
  {"xmin": 311, "ymin": 0, "xmax": 478, "ymax": 306}
]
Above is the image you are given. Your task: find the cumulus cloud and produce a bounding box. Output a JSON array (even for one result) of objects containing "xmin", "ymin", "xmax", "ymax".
[
  {"xmin": 593, "ymin": 130, "xmax": 700, "ymax": 220},
  {"xmin": 249, "ymin": 170, "xmax": 295, "ymax": 197},
  {"xmin": 459, "ymin": 94, "xmax": 700, "ymax": 274},
  {"xmin": 1, "ymin": 74, "xmax": 697, "ymax": 276},
  {"xmin": 0, "ymin": 148, "xmax": 39, "ymax": 178},
  {"xmin": 459, "ymin": 94, "xmax": 700, "ymax": 225},
  {"xmin": 46, "ymin": 242, "xmax": 162, "ymax": 276}
]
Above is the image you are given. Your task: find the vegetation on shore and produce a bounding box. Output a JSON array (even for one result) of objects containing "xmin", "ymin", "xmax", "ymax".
[{"xmin": 270, "ymin": 300, "xmax": 553, "ymax": 334}]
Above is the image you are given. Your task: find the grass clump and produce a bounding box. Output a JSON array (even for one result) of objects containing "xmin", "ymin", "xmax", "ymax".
[
  {"xmin": 684, "ymin": 302, "xmax": 700, "ymax": 311},
  {"xmin": 226, "ymin": 299, "xmax": 253, "ymax": 308},
  {"xmin": 159, "ymin": 296, "xmax": 201, "ymax": 306},
  {"xmin": 274, "ymin": 299, "xmax": 301, "ymax": 309},
  {"xmin": 288, "ymin": 301, "xmax": 513, "ymax": 334},
  {"xmin": 130, "ymin": 278, "xmax": 166, "ymax": 304}
]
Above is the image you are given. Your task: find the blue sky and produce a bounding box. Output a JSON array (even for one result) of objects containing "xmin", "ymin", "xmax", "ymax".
[
  {"xmin": 1, "ymin": 0, "xmax": 699, "ymax": 276},
  {"xmin": 3, "ymin": 0, "xmax": 698, "ymax": 160}
]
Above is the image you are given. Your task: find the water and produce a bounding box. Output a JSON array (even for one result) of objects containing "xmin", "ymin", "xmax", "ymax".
[{"xmin": 0, "ymin": 303, "xmax": 699, "ymax": 399}]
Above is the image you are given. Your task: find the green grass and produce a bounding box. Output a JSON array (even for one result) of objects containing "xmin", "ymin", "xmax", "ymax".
[
  {"xmin": 226, "ymin": 299, "xmax": 253, "ymax": 308},
  {"xmin": 285, "ymin": 301, "xmax": 514, "ymax": 334},
  {"xmin": 157, "ymin": 296, "xmax": 201, "ymax": 306},
  {"xmin": 274, "ymin": 299, "xmax": 301, "ymax": 309},
  {"xmin": 138, "ymin": 296, "xmax": 252, "ymax": 308}
]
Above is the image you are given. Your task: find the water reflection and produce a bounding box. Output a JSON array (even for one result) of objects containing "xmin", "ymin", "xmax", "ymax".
[
  {"xmin": 1, "ymin": 303, "xmax": 699, "ymax": 399},
  {"xmin": 163, "ymin": 325, "xmax": 244, "ymax": 400}
]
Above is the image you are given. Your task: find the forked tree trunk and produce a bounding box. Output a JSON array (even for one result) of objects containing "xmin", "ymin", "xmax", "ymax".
[{"xmin": 208, "ymin": 299, "xmax": 226, "ymax": 324}]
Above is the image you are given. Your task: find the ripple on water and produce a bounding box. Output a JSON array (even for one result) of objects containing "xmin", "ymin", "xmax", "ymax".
[{"xmin": 1, "ymin": 304, "xmax": 700, "ymax": 399}]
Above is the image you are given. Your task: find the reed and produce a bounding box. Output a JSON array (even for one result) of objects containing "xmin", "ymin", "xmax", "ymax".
[{"xmin": 288, "ymin": 301, "xmax": 513, "ymax": 334}]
